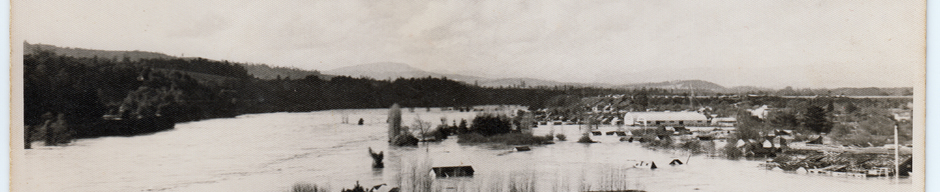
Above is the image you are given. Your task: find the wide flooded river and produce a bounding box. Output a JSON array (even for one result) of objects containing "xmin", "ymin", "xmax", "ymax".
[{"xmin": 21, "ymin": 109, "xmax": 911, "ymax": 191}]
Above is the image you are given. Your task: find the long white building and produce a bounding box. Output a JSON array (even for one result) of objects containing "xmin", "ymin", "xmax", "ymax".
[{"xmin": 624, "ymin": 111, "xmax": 709, "ymax": 126}]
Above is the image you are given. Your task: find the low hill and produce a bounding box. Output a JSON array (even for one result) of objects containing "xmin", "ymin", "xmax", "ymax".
[
  {"xmin": 23, "ymin": 42, "xmax": 331, "ymax": 80},
  {"xmin": 721, "ymin": 86, "xmax": 776, "ymax": 94},
  {"xmin": 241, "ymin": 64, "xmax": 333, "ymax": 80},
  {"xmin": 25, "ymin": 43, "xmax": 251, "ymax": 80},
  {"xmin": 830, "ymin": 87, "xmax": 912, "ymax": 96},
  {"xmin": 24, "ymin": 42, "xmax": 179, "ymax": 61},
  {"xmin": 616, "ymin": 80, "xmax": 726, "ymax": 91}
]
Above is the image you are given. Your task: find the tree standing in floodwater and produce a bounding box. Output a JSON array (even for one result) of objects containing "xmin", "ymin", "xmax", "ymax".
[
  {"xmin": 369, "ymin": 147, "xmax": 384, "ymax": 168},
  {"xmin": 41, "ymin": 112, "xmax": 55, "ymax": 146},
  {"xmin": 388, "ymin": 104, "xmax": 402, "ymax": 142},
  {"xmin": 24, "ymin": 125, "xmax": 33, "ymax": 149}
]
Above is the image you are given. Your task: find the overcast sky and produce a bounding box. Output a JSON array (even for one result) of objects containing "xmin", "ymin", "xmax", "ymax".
[{"xmin": 13, "ymin": 0, "xmax": 924, "ymax": 88}]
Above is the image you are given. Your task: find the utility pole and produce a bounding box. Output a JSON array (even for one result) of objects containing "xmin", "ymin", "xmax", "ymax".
[
  {"xmin": 894, "ymin": 122, "xmax": 899, "ymax": 183},
  {"xmin": 688, "ymin": 86, "xmax": 695, "ymax": 111}
]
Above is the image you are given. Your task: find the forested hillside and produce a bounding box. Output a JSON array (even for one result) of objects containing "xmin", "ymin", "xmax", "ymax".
[
  {"xmin": 240, "ymin": 64, "xmax": 333, "ymax": 80},
  {"xmin": 24, "ymin": 42, "xmax": 178, "ymax": 61},
  {"xmin": 24, "ymin": 42, "xmax": 334, "ymax": 81},
  {"xmin": 23, "ymin": 50, "xmax": 627, "ymax": 141}
]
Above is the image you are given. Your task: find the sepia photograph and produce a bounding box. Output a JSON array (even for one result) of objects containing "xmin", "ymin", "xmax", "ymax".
[{"xmin": 10, "ymin": 1, "xmax": 925, "ymax": 191}]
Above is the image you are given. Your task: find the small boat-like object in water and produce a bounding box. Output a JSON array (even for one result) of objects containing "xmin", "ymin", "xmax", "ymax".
[
  {"xmin": 632, "ymin": 161, "xmax": 657, "ymax": 169},
  {"xmin": 669, "ymin": 158, "xmax": 684, "ymax": 165},
  {"xmin": 430, "ymin": 165, "xmax": 475, "ymax": 178}
]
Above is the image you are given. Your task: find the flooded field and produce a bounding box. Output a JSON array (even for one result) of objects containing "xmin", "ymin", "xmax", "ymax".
[{"xmin": 21, "ymin": 109, "xmax": 911, "ymax": 191}]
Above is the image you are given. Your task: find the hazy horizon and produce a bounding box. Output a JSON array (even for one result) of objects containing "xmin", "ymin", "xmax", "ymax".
[{"xmin": 14, "ymin": 1, "xmax": 924, "ymax": 89}]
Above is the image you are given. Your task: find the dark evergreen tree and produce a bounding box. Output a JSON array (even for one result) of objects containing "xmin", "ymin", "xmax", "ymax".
[
  {"xmin": 767, "ymin": 110, "xmax": 799, "ymax": 129},
  {"xmin": 844, "ymin": 102, "xmax": 859, "ymax": 114},
  {"xmin": 803, "ymin": 106, "xmax": 832, "ymax": 133}
]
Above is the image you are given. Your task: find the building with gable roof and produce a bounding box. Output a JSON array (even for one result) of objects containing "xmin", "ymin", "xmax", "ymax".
[{"xmin": 624, "ymin": 111, "xmax": 709, "ymax": 126}]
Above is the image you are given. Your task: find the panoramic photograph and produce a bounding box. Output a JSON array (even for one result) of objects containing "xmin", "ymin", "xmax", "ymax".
[{"xmin": 11, "ymin": 1, "xmax": 924, "ymax": 192}]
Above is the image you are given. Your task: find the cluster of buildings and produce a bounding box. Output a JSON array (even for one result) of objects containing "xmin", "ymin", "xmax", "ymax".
[{"xmin": 622, "ymin": 111, "xmax": 736, "ymax": 127}]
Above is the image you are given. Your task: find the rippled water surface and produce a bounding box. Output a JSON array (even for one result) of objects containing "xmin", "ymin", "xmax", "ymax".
[{"xmin": 21, "ymin": 109, "xmax": 912, "ymax": 191}]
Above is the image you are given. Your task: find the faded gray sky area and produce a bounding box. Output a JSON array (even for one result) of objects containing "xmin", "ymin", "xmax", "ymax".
[{"xmin": 13, "ymin": 0, "xmax": 924, "ymax": 88}]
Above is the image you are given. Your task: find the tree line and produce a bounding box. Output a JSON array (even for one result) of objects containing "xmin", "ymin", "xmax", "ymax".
[{"xmin": 22, "ymin": 51, "xmax": 626, "ymax": 145}]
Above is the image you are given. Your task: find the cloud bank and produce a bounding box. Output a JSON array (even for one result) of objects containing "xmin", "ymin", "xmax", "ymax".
[{"xmin": 14, "ymin": 0, "xmax": 924, "ymax": 88}]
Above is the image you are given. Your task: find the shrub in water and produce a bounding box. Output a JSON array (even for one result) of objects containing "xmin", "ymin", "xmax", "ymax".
[
  {"xmin": 456, "ymin": 132, "xmax": 488, "ymax": 143},
  {"xmin": 427, "ymin": 125, "xmax": 448, "ymax": 141},
  {"xmin": 638, "ymin": 134, "xmax": 658, "ymax": 143},
  {"xmin": 679, "ymin": 140, "xmax": 703, "ymax": 153},
  {"xmin": 556, "ymin": 133, "xmax": 567, "ymax": 141},
  {"xmin": 577, "ymin": 134, "xmax": 594, "ymax": 143},
  {"xmin": 723, "ymin": 140, "xmax": 743, "ymax": 159},
  {"xmin": 392, "ymin": 132, "xmax": 419, "ymax": 146},
  {"xmin": 470, "ymin": 113, "xmax": 512, "ymax": 136},
  {"xmin": 535, "ymin": 135, "xmax": 552, "ymax": 143},
  {"xmin": 292, "ymin": 183, "xmax": 328, "ymax": 192},
  {"xmin": 645, "ymin": 136, "xmax": 673, "ymax": 149},
  {"xmin": 341, "ymin": 181, "xmax": 366, "ymax": 192},
  {"xmin": 456, "ymin": 119, "xmax": 469, "ymax": 134}
]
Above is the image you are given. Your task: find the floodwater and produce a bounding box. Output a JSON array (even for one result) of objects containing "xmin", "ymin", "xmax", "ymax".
[{"xmin": 21, "ymin": 108, "xmax": 912, "ymax": 192}]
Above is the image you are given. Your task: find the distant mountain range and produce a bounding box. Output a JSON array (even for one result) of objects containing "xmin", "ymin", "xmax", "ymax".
[
  {"xmin": 614, "ymin": 80, "xmax": 725, "ymax": 90},
  {"xmin": 325, "ymin": 62, "xmax": 480, "ymax": 82},
  {"xmin": 324, "ymin": 62, "xmax": 596, "ymax": 88},
  {"xmin": 22, "ymin": 42, "xmax": 911, "ymax": 95},
  {"xmin": 323, "ymin": 63, "xmax": 782, "ymax": 92}
]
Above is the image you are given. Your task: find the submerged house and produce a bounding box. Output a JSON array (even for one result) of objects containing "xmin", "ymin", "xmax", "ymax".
[
  {"xmin": 712, "ymin": 117, "xmax": 737, "ymax": 127},
  {"xmin": 430, "ymin": 166, "xmax": 474, "ymax": 178},
  {"xmin": 624, "ymin": 111, "xmax": 709, "ymax": 126}
]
